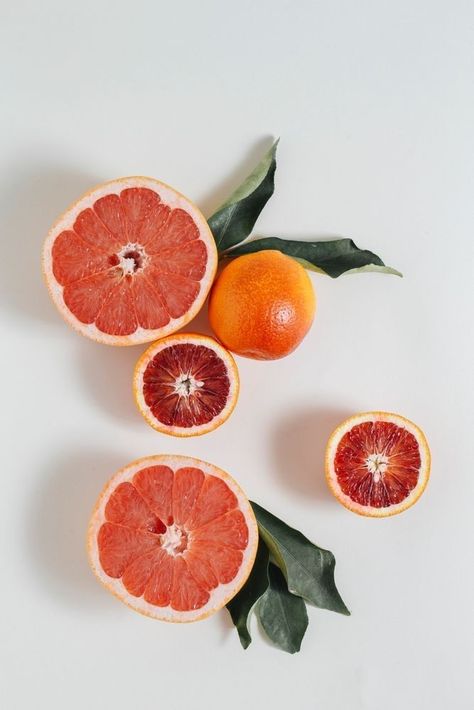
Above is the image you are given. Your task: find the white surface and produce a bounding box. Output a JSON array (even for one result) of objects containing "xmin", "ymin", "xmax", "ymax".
[{"xmin": 1, "ymin": 1, "xmax": 473, "ymax": 708}]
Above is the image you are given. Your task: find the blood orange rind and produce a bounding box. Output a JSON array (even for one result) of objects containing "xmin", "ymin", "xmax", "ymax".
[
  {"xmin": 133, "ymin": 334, "xmax": 240, "ymax": 437},
  {"xmin": 325, "ymin": 411, "xmax": 431, "ymax": 518},
  {"xmin": 42, "ymin": 176, "xmax": 218, "ymax": 345},
  {"xmin": 87, "ymin": 455, "xmax": 259, "ymax": 622}
]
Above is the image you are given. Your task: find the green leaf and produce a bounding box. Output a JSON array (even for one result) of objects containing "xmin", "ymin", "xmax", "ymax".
[
  {"xmin": 208, "ymin": 140, "xmax": 278, "ymax": 251},
  {"xmin": 224, "ymin": 236, "xmax": 402, "ymax": 278},
  {"xmin": 226, "ymin": 540, "xmax": 270, "ymax": 649},
  {"xmin": 256, "ymin": 563, "xmax": 308, "ymax": 654},
  {"xmin": 251, "ymin": 502, "xmax": 350, "ymax": 615}
]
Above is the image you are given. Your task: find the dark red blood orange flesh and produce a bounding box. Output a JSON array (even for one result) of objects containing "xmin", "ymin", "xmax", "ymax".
[
  {"xmin": 142, "ymin": 343, "xmax": 231, "ymax": 428},
  {"xmin": 334, "ymin": 421, "xmax": 421, "ymax": 508},
  {"xmin": 134, "ymin": 335, "xmax": 239, "ymax": 437}
]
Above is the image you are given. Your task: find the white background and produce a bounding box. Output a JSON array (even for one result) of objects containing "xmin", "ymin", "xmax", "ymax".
[{"xmin": 1, "ymin": 1, "xmax": 473, "ymax": 708}]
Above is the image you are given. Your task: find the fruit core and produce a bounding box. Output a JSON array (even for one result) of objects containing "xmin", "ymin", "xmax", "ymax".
[
  {"xmin": 174, "ymin": 373, "xmax": 204, "ymax": 397},
  {"xmin": 366, "ymin": 453, "xmax": 389, "ymax": 483},
  {"xmin": 160, "ymin": 523, "xmax": 188, "ymax": 556},
  {"xmin": 117, "ymin": 242, "xmax": 148, "ymax": 274}
]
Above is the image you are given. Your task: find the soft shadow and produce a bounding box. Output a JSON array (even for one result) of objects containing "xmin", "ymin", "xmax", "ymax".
[
  {"xmin": 25, "ymin": 449, "xmax": 127, "ymax": 611},
  {"xmin": 217, "ymin": 606, "xmax": 237, "ymax": 644},
  {"xmin": 76, "ymin": 298, "xmax": 215, "ymax": 427},
  {"xmin": 256, "ymin": 231, "xmax": 346, "ymax": 242},
  {"xmin": 76, "ymin": 339, "xmax": 143, "ymax": 425},
  {"xmin": 271, "ymin": 408, "xmax": 352, "ymax": 500},
  {"xmin": 0, "ymin": 163, "xmax": 99, "ymax": 324},
  {"xmin": 199, "ymin": 134, "xmax": 275, "ymax": 217},
  {"xmin": 179, "ymin": 295, "xmax": 214, "ymax": 337}
]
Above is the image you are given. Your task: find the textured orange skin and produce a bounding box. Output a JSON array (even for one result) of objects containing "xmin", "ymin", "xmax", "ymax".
[{"xmin": 208, "ymin": 251, "xmax": 316, "ymax": 360}]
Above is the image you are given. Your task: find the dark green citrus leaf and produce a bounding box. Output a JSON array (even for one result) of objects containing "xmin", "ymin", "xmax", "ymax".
[
  {"xmin": 225, "ymin": 236, "xmax": 402, "ymax": 278},
  {"xmin": 251, "ymin": 502, "xmax": 350, "ymax": 615},
  {"xmin": 208, "ymin": 140, "xmax": 278, "ymax": 251},
  {"xmin": 226, "ymin": 539, "xmax": 270, "ymax": 649},
  {"xmin": 256, "ymin": 563, "xmax": 308, "ymax": 654}
]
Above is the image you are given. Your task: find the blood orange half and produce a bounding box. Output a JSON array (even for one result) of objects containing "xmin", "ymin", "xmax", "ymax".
[
  {"xmin": 325, "ymin": 412, "xmax": 431, "ymax": 517},
  {"xmin": 88, "ymin": 455, "xmax": 258, "ymax": 622},
  {"xmin": 133, "ymin": 334, "xmax": 239, "ymax": 437},
  {"xmin": 43, "ymin": 177, "xmax": 217, "ymax": 345}
]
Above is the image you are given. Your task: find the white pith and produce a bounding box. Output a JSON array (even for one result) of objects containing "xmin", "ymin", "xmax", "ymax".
[
  {"xmin": 88, "ymin": 455, "xmax": 258, "ymax": 622},
  {"xmin": 366, "ymin": 453, "xmax": 389, "ymax": 482},
  {"xmin": 160, "ymin": 524, "xmax": 186, "ymax": 555},
  {"xmin": 134, "ymin": 334, "xmax": 239, "ymax": 437},
  {"xmin": 173, "ymin": 373, "xmax": 204, "ymax": 397},
  {"xmin": 117, "ymin": 242, "xmax": 149, "ymax": 274},
  {"xmin": 326, "ymin": 412, "xmax": 431, "ymax": 518},
  {"xmin": 42, "ymin": 176, "xmax": 218, "ymax": 346}
]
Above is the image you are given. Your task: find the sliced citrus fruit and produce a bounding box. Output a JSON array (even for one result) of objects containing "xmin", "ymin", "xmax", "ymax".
[
  {"xmin": 133, "ymin": 334, "xmax": 239, "ymax": 437},
  {"xmin": 325, "ymin": 412, "xmax": 431, "ymax": 517},
  {"xmin": 88, "ymin": 455, "xmax": 258, "ymax": 622},
  {"xmin": 43, "ymin": 177, "xmax": 217, "ymax": 345}
]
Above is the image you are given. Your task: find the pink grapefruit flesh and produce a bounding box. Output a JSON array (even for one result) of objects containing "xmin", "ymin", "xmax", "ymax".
[
  {"xmin": 43, "ymin": 177, "xmax": 217, "ymax": 345},
  {"xmin": 88, "ymin": 455, "xmax": 258, "ymax": 622}
]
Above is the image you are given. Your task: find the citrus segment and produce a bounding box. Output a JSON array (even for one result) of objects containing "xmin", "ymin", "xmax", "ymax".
[
  {"xmin": 143, "ymin": 550, "xmax": 174, "ymax": 606},
  {"xmin": 172, "ymin": 467, "xmax": 205, "ymax": 525},
  {"xmin": 122, "ymin": 548, "xmax": 163, "ymax": 597},
  {"xmin": 97, "ymin": 524, "xmax": 159, "ymax": 578},
  {"xmin": 193, "ymin": 510, "xmax": 248, "ymax": 548},
  {"xmin": 133, "ymin": 465, "xmax": 174, "ymax": 525},
  {"xmin": 186, "ymin": 475, "xmax": 238, "ymax": 529},
  {"xmin": 43, "ymin": 177, "xmax": 217, "ymax": 345},
  {"xmin": 325, "ymin": 412, "xmax": 431, "ymax": 517},
  {"xmin": 104, "ymin": 482, "xmax": 164, "ymax": 532},
  {"xmin": 134, "ymin": 334, "xmax": 239, "ymax": 437},
  {"xmin": 88, "ymin": 455, "xmax": 259, "ymax": 622},
  {"xmin": 199, "ymin": 542, "xmax": 243, "ymax": 584}
]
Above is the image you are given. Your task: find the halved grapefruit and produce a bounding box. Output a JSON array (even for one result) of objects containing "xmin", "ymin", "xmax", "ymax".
[
  {"xmin": 88, "ymin": 455, "xmax": 258, "ymax": 622},
  {"xmin": 134, "ymin": 334, "xmax": 239, "ymax": 437},
  {"xmin": 43, "ymin": 177, "xmax": 217, "ymax": 345},
  {"xmin": 325, "ymin": 412, "xmax": 431, "ymax": 517}
]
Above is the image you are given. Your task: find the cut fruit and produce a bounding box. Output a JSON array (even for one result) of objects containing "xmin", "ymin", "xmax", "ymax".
[
  {"xmin": 325, "ymin": 412, "xmax": 431, "ymax": 517},
  {"xmin": 133, "ymin": 334, "xmax": 239, "ymax": 437},
  {"xmin": 88, "ymin": 455, "xmax": 259, "ymax": 622},
  {"xmin": 43, "ymin": 177, "xmax": 217, "ymax": 345}
]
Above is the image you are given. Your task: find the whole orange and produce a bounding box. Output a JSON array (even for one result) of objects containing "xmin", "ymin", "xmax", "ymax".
[{"xmin": 208, "ymin": 250, "xmax": 316, "ymax": 360}]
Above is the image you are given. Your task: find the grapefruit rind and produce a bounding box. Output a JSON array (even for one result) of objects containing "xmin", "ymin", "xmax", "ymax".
[
  {"xmin": 133, "ymin": 334, "xmax": 240, "ymax": 437},
  {"xmin": 325, "ymin": 411, "xmax": 431, "ymax": 518},
  {"xmin": 87, "ymin": 455, "xmax": 258, "ymax": 622},
  {"xmin": 42, "ymin": 176, "xmax": 218, "ymax": 345}
]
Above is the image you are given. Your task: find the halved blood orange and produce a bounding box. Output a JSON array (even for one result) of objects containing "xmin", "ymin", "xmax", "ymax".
[
  {"xmin": 325, "ymin": 412, "xmax": 431, "ymax": 517},
  {"xmin": 133, "ymin": 334, "xmax": 239, "ymax": 437},
  {"xmin": 88, "ymin": 455, "xmax": 258, "ymax": 622},
  {"xmin": 42, "ymin": 177, "xmax": 217, "ymax": 345}
]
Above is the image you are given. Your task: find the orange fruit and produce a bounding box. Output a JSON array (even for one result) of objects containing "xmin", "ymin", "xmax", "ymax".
[
  {"xmin": 208, "ymin": 250, "xmax": 316, "ymax": 360},
  {"xmin": 88, "ymin": 455, "xmax": 258, "ymax": 622},
  {"xmin": 325, "ymin": 412, "xmax": 431, "ymax": 517},
  {"xmin": 42, "ymin": 177, "xmax": 217, "ymax": 345},
  {"xmin": 133, "ymin": 334, "xmax": 239, "ymax": 437}
]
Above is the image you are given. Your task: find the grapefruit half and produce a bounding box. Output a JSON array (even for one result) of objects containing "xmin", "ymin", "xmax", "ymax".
[
  {"xmin": 325, "ymin": 412, "xmax": 431, "ymax": 517},
  {"xmin": 134, "ymin": 334, "xmax": 239, "ymax": 437},
  {"xmin": 43, "ymin": 177, "xmax": 217, "ymax": 345},
  {"xmin": 88, "ymin": 455, "xmax": 258, "ymax": 622}
]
